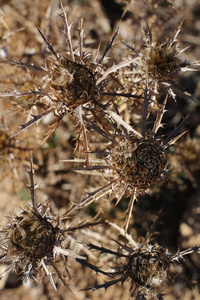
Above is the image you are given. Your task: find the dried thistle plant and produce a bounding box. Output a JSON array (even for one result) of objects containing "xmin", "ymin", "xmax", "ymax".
[
  {"xmin": 65, "ymin": 94, "xmax": 188, "ymax": 230},
  {"xmin": 82, "ymin": 224, "xmax": 200, "ymax": 300},
  {"xmin": 0, "ymin": 3, "xmax": 135, "ymax": 148},
  {"xmin": 143, "ymin": 23, "xmax": 183, "ymax": 82},
  {"xmin": 0, "ymin": 1, "xmax": 199, "ymax": 298},
  {"xmin": 0, "ymin": 157, "xmax": 100, "ymax": 291},
  {"xmin": 122, "ymin": 20, "xmax": 200, "ymax": 104}
]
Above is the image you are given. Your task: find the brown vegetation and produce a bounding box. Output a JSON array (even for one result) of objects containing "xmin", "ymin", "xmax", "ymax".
[{"xmin": 0, "ymin": 1, "xmax": 200, "ymax": 299}]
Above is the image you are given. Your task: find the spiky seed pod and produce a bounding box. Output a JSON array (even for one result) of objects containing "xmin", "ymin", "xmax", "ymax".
[
  {"xmin": 146, "ymin": 42, "xmax": 179, "ymax": 81},
  {"xmin": 0, "ymin": 4, "xmax": 136, "ymax": 147},
  {"xmin": 65, "ymin": 133, "xmax": 169, "ymax": 230},
  {"xmin": 122, "ymin": 21, "xmax": 200, "ymax": 104},
  {"xmin": 140, "ymin": 22, "xmax": 183, "ymax": 87},
  {"xmin": 122, "ymin": 243, "xmax": 200, "ymax": 299},
  {"xmin": 0, "ymin": 199, "xmax": 102, "ymax": 290},
  {"xmin": 0, "ymin": 202, "xmax": 59, "ymax": 283},
  {"xmin": 37, "ymin": 8, "xmax": 104, "ymax": 109},
  {"xmin": 66, "ymin": 97, "xmax": 189, "ymax": 231},
  {"xmin": 0, "ymin": 201, "xmax": 91, "ymax": 290},
  {"xmin": 124, "ymin": 243, "xmax": 173, "ymax": 298},
  {"xmin": 109, "ymin": 137, "xmax": 168, "ymax": 189},
  {"xmin": 6, "ymin": 205, "xmax": 56, "ymax": 261},
  {"xmin": 50, "ymin": 55, "xmax": 100, "ymax": 106},
  {"xmin": 84, "ymin": 233, "xmax": 200, "ymax": 300},
  {"xmin": 0, "ymin": 159, "xmax": 101, "ymax": 290}
]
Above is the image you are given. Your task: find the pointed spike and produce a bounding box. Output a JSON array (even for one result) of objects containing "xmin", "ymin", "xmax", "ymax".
[
  {"xmin": 27, "ymin": 154, "xmax": 38, "ymax": 212},
  {"xmin": 168, "ymin": 18, "xmax": 185, "ymax": 48},
  {"xmin": 0, "ymin": 60, "xmax": 43, "ymax": 71},
  {"xmin": 98, "ymin": 28, "xmax": 119, "ymax": 64},
  {"xmin": 87, "ymin": 243, "xmax": 126, "ymax": 257},
  {"xmin": 77, "ymin": 17, "xmax": 84, "ymax": 59},
  {"xmin": 38, "ymin": 28, "xmax": 58, "ymax": 59},
  {"xmin": 96, "ymin": 58, "xmax": 137, "ymax": 85},
  {"xmin": 106, "ymin": 110, "xmax": 142, "ymax": 138},
  {"xmin": 172, "ymin": 246, "xmax": 200, "ymax": 261},
  {"xmin": 61, "ymin": 180, "xmax": 118, "ymax": 217},
  {"xmin": 146, "ymin": 21, "xmax": 152, "ymax": 45},
  {"xmin": 123, "ymin": 188, "xmax": 137, "ymax": 233},
  {"xmin": 80, "ymin": 278, "xmax": 122, "ymax": 292},
  {"xmin": 163, "ymin": 130, "xmax": 188, "ymax": 149},
  {"xmin": 152, "ymin": 94, "xmax": 168, "ymax": 134},
  {"xmin": 141, "ymin": 80, "xmax": 149, "ymax": 137},
  {"xmin": 12, "ymin": 108, "xmax": 54, "ymax": 137},
  {"xmin": 60, "ymin": 2, "xmax": 75, "ymax": 61},
  {"xmin": 163, "ymin": 115, "xmax": 189, "ymax": 148}
]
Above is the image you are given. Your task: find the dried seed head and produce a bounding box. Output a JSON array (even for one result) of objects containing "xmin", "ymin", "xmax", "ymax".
[
  {"xmin": 83, "ymin": 241, "xmax": 177, "ymax": 299},
  {"xmin": 0, "ymin": 159, "xmax": 61, "ymax": 285},
  {"xmin": 7, "ymin": 205, "xmax": 56, "ymax": 261},
  {"xmin": 0, "ymin": 158, "xmax": 99, "ymax": 290},
  {"xmin": 122, "ymin": 242, "xmax": 200, "ymax": 299},
  {"xmin": 50, "ymin": 56, "xmax": 100, "ymax": 106},
  {"xmin": 0, "ymin": 199, "xmax": 89, "ymax": 291},
  {"xmin": 146, "ymin": 43, "xmax": 179, "ymax": 81},
  {"xmin": 139, "ymin": 22, "xmax": 183, "ymax": 87},
  {"xmin": 85, "ymin": 236, "xmax": 200, "ymax": 300},
  {"xmin": 69, "ymin": 98, "xmax": 188, "ymax": 231},
  {"xmin": 121, "ymin": 20, "xmax": 200, "ymax": 103},
  {"xmin": 109, "ymin": 137, "xmax": 168, "ymax": 190},
  {"xmin": 0, "ymin": 202, "xmax": 58, "ymax": 270},
  {"xmin": 124, "ymin": 243, "xmax": 173, "ymax": 298}
]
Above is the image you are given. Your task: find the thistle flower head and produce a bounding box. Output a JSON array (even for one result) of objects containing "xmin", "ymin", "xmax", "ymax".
[
  {"xmin": 84, "ymin": 226, "xmax": 200, "ymax": 300},
  {"xmin": 140, "ymin": 21, "xmax": 184, "ymax": 86},
  {"xmin": 122, "ymin": 20, "xmax": 200, "ymax": 103},
  {"xmin": 0, "ymin": 158, "xmax": 94, "ymax": 291},
  {"xmin": 1, "ymin": 3, "xmax": 137, "ymax": 145},
  {"xmin": 145, "ymin": 41, "xmax": 179, "ymax": 81},
  {"xmin": 0, "ymin": 192, "xmax": 61, "ymax": 290},
  {"xmin": 115, "ymin": 242, "xmax": 200, "ymax": 299},
  {"xmin": 109, "ymin": 136, "xmax": 168, "ymax": 190},
  {"xmin": 123, "ymin": 243, "xmax": 173, "ymax": 299},
  {"xmin": 49, "ymin": 50, "xmax": 101, "ymax": 107},
  {"xmin": 35, "ymin": 10, "xmax": 103, "ymax": 112},
  {"xmin": 39, "ymin": 5, "xmax": 132, "ymax": 111},
  {"xmin": 3, "ymin": 203, "xmax": 57, "ymax": 262},
  {"xmin": 67, "ymin": 95, "xmax": 188, "ymax": 230}
]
